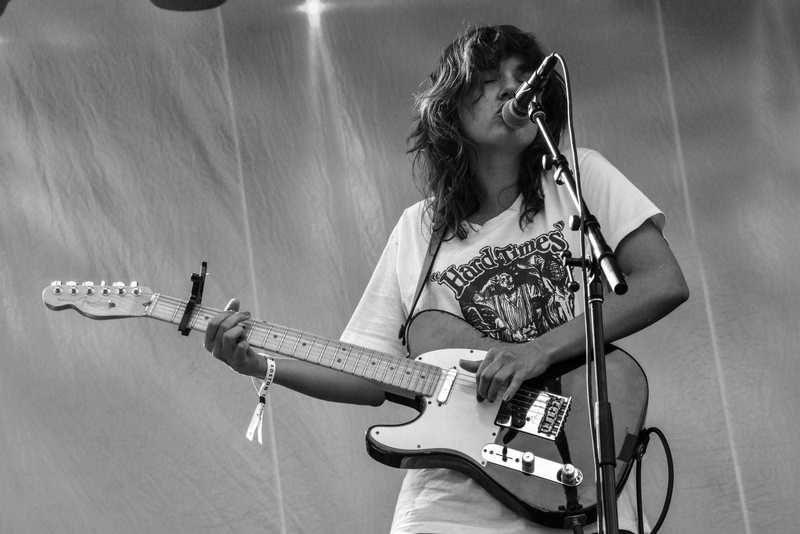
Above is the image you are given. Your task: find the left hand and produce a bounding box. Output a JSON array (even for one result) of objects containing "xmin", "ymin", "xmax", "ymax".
[{"xmin": 459, "ymin": 344, "xmax": 551, "ymax": 403}]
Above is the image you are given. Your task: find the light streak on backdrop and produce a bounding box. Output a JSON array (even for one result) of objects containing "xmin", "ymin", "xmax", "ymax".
[{"xmin": 297, "ymin": 0, "xmax": 327, "ymax": 30}]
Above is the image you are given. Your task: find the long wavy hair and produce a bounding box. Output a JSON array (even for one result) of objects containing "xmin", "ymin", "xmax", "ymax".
[{"xmin": 408, "ymin": 25, "xmax": 567, "ymax": 240}]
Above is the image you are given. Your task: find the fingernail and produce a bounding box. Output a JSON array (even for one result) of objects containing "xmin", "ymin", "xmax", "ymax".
[{"xmin": 476, "ymin": 394, "xmax": 484, "ymax": 403}]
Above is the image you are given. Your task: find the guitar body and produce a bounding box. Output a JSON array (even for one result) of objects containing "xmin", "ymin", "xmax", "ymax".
[
  {"xmin": 41, "ymin": 281, "xmax": 647, "ymax": 529},
  {"xmin": 366, "ymin": 309, "xmax": 648, "ymax": 529}
]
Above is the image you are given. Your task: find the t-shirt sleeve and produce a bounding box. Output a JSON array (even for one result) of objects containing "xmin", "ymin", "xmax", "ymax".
[
  {"xmin": 339, "ymin": 219, "xmax": 407, "ymax": 359},
  {"xmin": 577, "ymin": 148, "xmax": 665, "ymax": 251}
]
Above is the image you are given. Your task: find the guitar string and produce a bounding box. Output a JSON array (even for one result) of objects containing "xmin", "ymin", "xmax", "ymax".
[
  {"xmin": 153, "ymin": 294, "xmax": 553, "ymax": 410},
  {"xmin": 154, "ymin": 294, "xmax": 442, "ymax": 395},
  {"xmin": 152, "ymin": 293, "xmax": 559, "ymax": 402},
  {"xmin": 153, "ymin": 293, "xmax": 557, "ymax": 405}
]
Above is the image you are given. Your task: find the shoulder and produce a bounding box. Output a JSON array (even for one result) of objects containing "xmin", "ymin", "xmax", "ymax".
[
  {"xmin": 575, "ymin": 147, "xmax": 618, "ymax": 176},
  {"xmin": 393, "ymin": 198, "xmax": 434, "ymax": 245}
]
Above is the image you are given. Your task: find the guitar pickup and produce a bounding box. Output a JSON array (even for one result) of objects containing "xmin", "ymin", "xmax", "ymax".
[
  {"xmin": 436, "ymin": 367, "xmax": 458, "ymax": 405},
  {"xmin": 494, "ymin": 390, "xmax": 572, "ymax": 440}
]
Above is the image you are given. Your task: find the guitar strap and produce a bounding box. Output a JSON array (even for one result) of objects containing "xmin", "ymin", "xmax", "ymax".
[{"xmin": 398, "ymin": 224, "xmax": 446, "ymax": 349}]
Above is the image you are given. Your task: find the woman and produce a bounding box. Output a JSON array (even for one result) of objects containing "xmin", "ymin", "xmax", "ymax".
[{"xmin": 205, "ymin": 25, "xmax": 688, "ymax": 534}]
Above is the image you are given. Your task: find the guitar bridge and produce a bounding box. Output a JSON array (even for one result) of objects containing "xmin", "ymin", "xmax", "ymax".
[{"xmin": 494, "ymin": 390, "xmax": 571, "ymax": 440}]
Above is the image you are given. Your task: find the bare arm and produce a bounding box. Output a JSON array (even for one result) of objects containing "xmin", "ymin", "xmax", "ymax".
[
  {"xmin": 205, "ymin": 301, "xmax": 386, "ymax": 407},
  {"xmin": 462, "ymin": 219, "xmax": 690, "ymax": 402}
]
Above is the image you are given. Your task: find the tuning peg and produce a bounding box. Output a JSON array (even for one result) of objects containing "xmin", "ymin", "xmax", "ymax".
[
  {"xmin": 111, "ymin": 281, "xmax": 125, "ymax": 295},
  {"xmin": 66, "ymin": 281, "xmax": 78, "ymax": 294},
  {"xmin": 128, "ymin": 281, "xmax": 141, "ymax": 295},
  {"xmin": 51, "ymin": 281, "xmax": 63, "ymax": 294},
  {"xmin": 82, "ymin": 281, "xmax": 95, "ymax": 295}
]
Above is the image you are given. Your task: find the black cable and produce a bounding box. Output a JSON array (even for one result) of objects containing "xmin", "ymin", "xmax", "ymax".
[{"xmin": 635, "ymin": 427, "xmax": 674, "ymax": 534}]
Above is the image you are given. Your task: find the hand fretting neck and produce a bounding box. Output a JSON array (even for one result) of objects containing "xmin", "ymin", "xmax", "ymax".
[{"xmin": 146, "ymin": 293, "xmax": 440, "ymax": 398}]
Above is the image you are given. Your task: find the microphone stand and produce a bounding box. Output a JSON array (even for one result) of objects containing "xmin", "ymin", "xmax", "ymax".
[{"xmin": 527, "ymin": 95, "xmax": 627, "ymax": 534}]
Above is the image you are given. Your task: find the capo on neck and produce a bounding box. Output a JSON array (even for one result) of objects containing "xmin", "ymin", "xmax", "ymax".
[{"xmin": 178, "ymin": 261, "xmax": 207, "ymax": 336}]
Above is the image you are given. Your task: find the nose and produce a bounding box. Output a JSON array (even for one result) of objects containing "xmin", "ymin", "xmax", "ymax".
[{"xmin": 498, "ymin": 75, "xmax": 519, "ymax": 101}]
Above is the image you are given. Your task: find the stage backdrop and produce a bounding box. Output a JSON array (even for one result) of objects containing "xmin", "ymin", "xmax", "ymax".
[{"xmin": 1, "ymin": 1, "xmax": 798, "ymax": 532}]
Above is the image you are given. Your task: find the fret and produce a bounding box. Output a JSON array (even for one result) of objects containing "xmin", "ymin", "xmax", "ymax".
[
  {"xmin": 357, "ymin": 352, "xmax": 369, "ymax": 378},
  {"xmin": 340, "ymin": 345, "xmax": 353, "ymax": 371},
  {"xmin": 351, "ymin": 349, "xmax": 365, "ymax": 378},
  {"xmin": 328, "ymin": 344, "xmax": 342, "ymax": 370},
  {"xmin": 319, "ymin": 340, "xmax": 331, "ymax": 367},
  {"xmin": 394, "ymin": 360, "xmax": 408, "ymax": 390},
  {"xmin": 404, "ymin": 362, "xmax": 418, "ymax": 392},
  {"xmin": 301, "ymin": 337, "xmax": 314, "ymax": 362},
  {"xmin": 402, "ymin": 363, "xmax": 415, "ymax": 392},
  {"xmin": 330, "ymin": 344, "xmax": 343, "ymax": 371},
  {"xmin": 340, "ymin": 343, "xmax": 353, "ymax": 372},
  {"xmin": 415, "ymin": 363, "xmax": 433, "ymax": 394},
  {"xmin": 275, "ymin": 328, "xmax": 288, "ymax": 353},
  {"xmin": 267, "ymin": 329, "xmax": 283, "ymax": 353},
  {"xmin": 365, "ymin": 353, "xmax": 379, "ymax": 380},
  {"xmin": 387, "ymin": 359, "xmax": 401, "ymax": 388},
  {"xmin": 288, "ymin": 332, "xmax": 301, "ymax": 357},
  {"xmin": 343, "ymin": 347, "xmax": 359, "ymax": 374},
  {"xmin": 169, "ymin": 300, "xmax": 182, "ymax": 323},
  {"xmin": 374, "ymin": 357, "xmax": 392, "ymax": 385},
  {"xmin": 145, "ymin": 293, "xmax": 160, "ymax": 318},
  {"xmin": 260, "ymin": 324, "xmax": 271, "ymax": 349},
  {"xmin": 188, "ymin": 310, "xmax": 200, "ymax": 332},
  {"xmin": 331, "ymin": 344, "xmax": 346, "ymax": 370},
  {"xmin": 304, "ymin": 338, "xmax": 317, "ymax": 364},
  {"xmin": 405, "ymin": 363, "xmax": 418, "ymax": 393},
  {"xmin": 366, "ymin": 352, "xmax": 381, "ymax": 380}
]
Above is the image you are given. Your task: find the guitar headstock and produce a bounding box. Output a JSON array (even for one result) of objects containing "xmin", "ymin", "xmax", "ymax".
[{"xmin": 42, "ymin": 281, "xmax": 155, "ymax": 319}]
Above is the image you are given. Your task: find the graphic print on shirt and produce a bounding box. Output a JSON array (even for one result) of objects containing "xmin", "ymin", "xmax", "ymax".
[{"xmin": 431, "ymin": 221, "xmax": 575, "ymax": 342}]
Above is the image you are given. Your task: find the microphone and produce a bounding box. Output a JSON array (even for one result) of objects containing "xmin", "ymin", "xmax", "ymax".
[{"xmin": 501, "ymin": 53, "xmax": 558, "ymax": 129}]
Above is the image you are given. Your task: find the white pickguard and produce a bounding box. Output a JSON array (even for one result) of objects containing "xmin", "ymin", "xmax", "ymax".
[{"xmin": 369, "ymin": 348, "xmax": 496, "ymax": 464}]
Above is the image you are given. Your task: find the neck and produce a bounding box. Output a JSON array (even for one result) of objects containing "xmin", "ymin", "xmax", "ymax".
[{"xmin": 471, "ymin": 149, "xmax": 521, "ymax": 218}]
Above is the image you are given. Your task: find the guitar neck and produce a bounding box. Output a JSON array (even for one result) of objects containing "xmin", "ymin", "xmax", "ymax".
[{"xmin": 146, "ymin": 293, "xmax": 441, "ymax": 398}]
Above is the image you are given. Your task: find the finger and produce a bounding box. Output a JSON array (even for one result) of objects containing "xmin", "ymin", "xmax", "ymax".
[
  {"xmin": 225, "ymin": 298, "xmax": 240, "ymax": 312},
  {"xmin": 205, "ymin": 310, "xmax": 235, "ymax": 351},
  {"xmin": 476, "ymin": 348, "xmax": 499, "ymax": 377},
  {"xmin": 487, "ymin": 367, "xmax": 514, "ymax": 403},
  {"xmin": 209, "ymin": 311, "xmax": 250, "ymax": 353},
  {"xmin": 231, "ymin": 339, "xmax": 250, "ymax": 373},
  {"xmin": 218, "ymin": 311, "xmax": 251, "ymax": 335},
  {"xmin": 502, "ymin": 374, "xmax": 526, "ymax": 403},
  {"xmin": 217, "ymin": 324, "xmax": 245, "ymax": 361},
  {"xmin": 458, "ymin": 359, "xmax": 481, "ymax": 373},
  {"xmin": 477, "ymin": 357, "xmax": 505, "ymax": 400}
]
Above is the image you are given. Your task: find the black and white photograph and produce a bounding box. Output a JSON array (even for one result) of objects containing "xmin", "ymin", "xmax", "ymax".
[{"xmin": 1, "ymin": 1, "xmax": 797, "ymax": 533}]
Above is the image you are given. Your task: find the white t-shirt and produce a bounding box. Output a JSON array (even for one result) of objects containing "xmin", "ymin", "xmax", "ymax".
[{"xmin": 341, "ymin": 148, "xmax": 662, "ymax": 533}]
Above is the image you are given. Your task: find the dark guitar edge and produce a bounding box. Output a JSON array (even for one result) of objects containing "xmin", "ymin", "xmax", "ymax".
[{"xmin": 372, "ymin": 308, "xmax": 649, "ymax": 529}]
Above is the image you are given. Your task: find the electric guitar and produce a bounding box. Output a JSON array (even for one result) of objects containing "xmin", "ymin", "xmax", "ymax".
[{"xmin": 42, "ymin": 280, "xmax": 648, "ymax": 529}]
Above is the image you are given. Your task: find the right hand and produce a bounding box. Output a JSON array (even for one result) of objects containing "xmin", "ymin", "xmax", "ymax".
[{"xmin": 204, "ymin": 298, "xmax": 262, "ymax": 377}]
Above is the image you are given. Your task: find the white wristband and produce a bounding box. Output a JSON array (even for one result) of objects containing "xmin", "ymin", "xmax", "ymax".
[{"xmin": 246, "ymin": 357, "xmax": 276, "ymax": 444}]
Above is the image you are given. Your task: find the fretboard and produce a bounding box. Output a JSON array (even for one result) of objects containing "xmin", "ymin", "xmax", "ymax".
[{"xmin": 146, "ymin": 293, "xmax": 441, "ymax": 397}]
